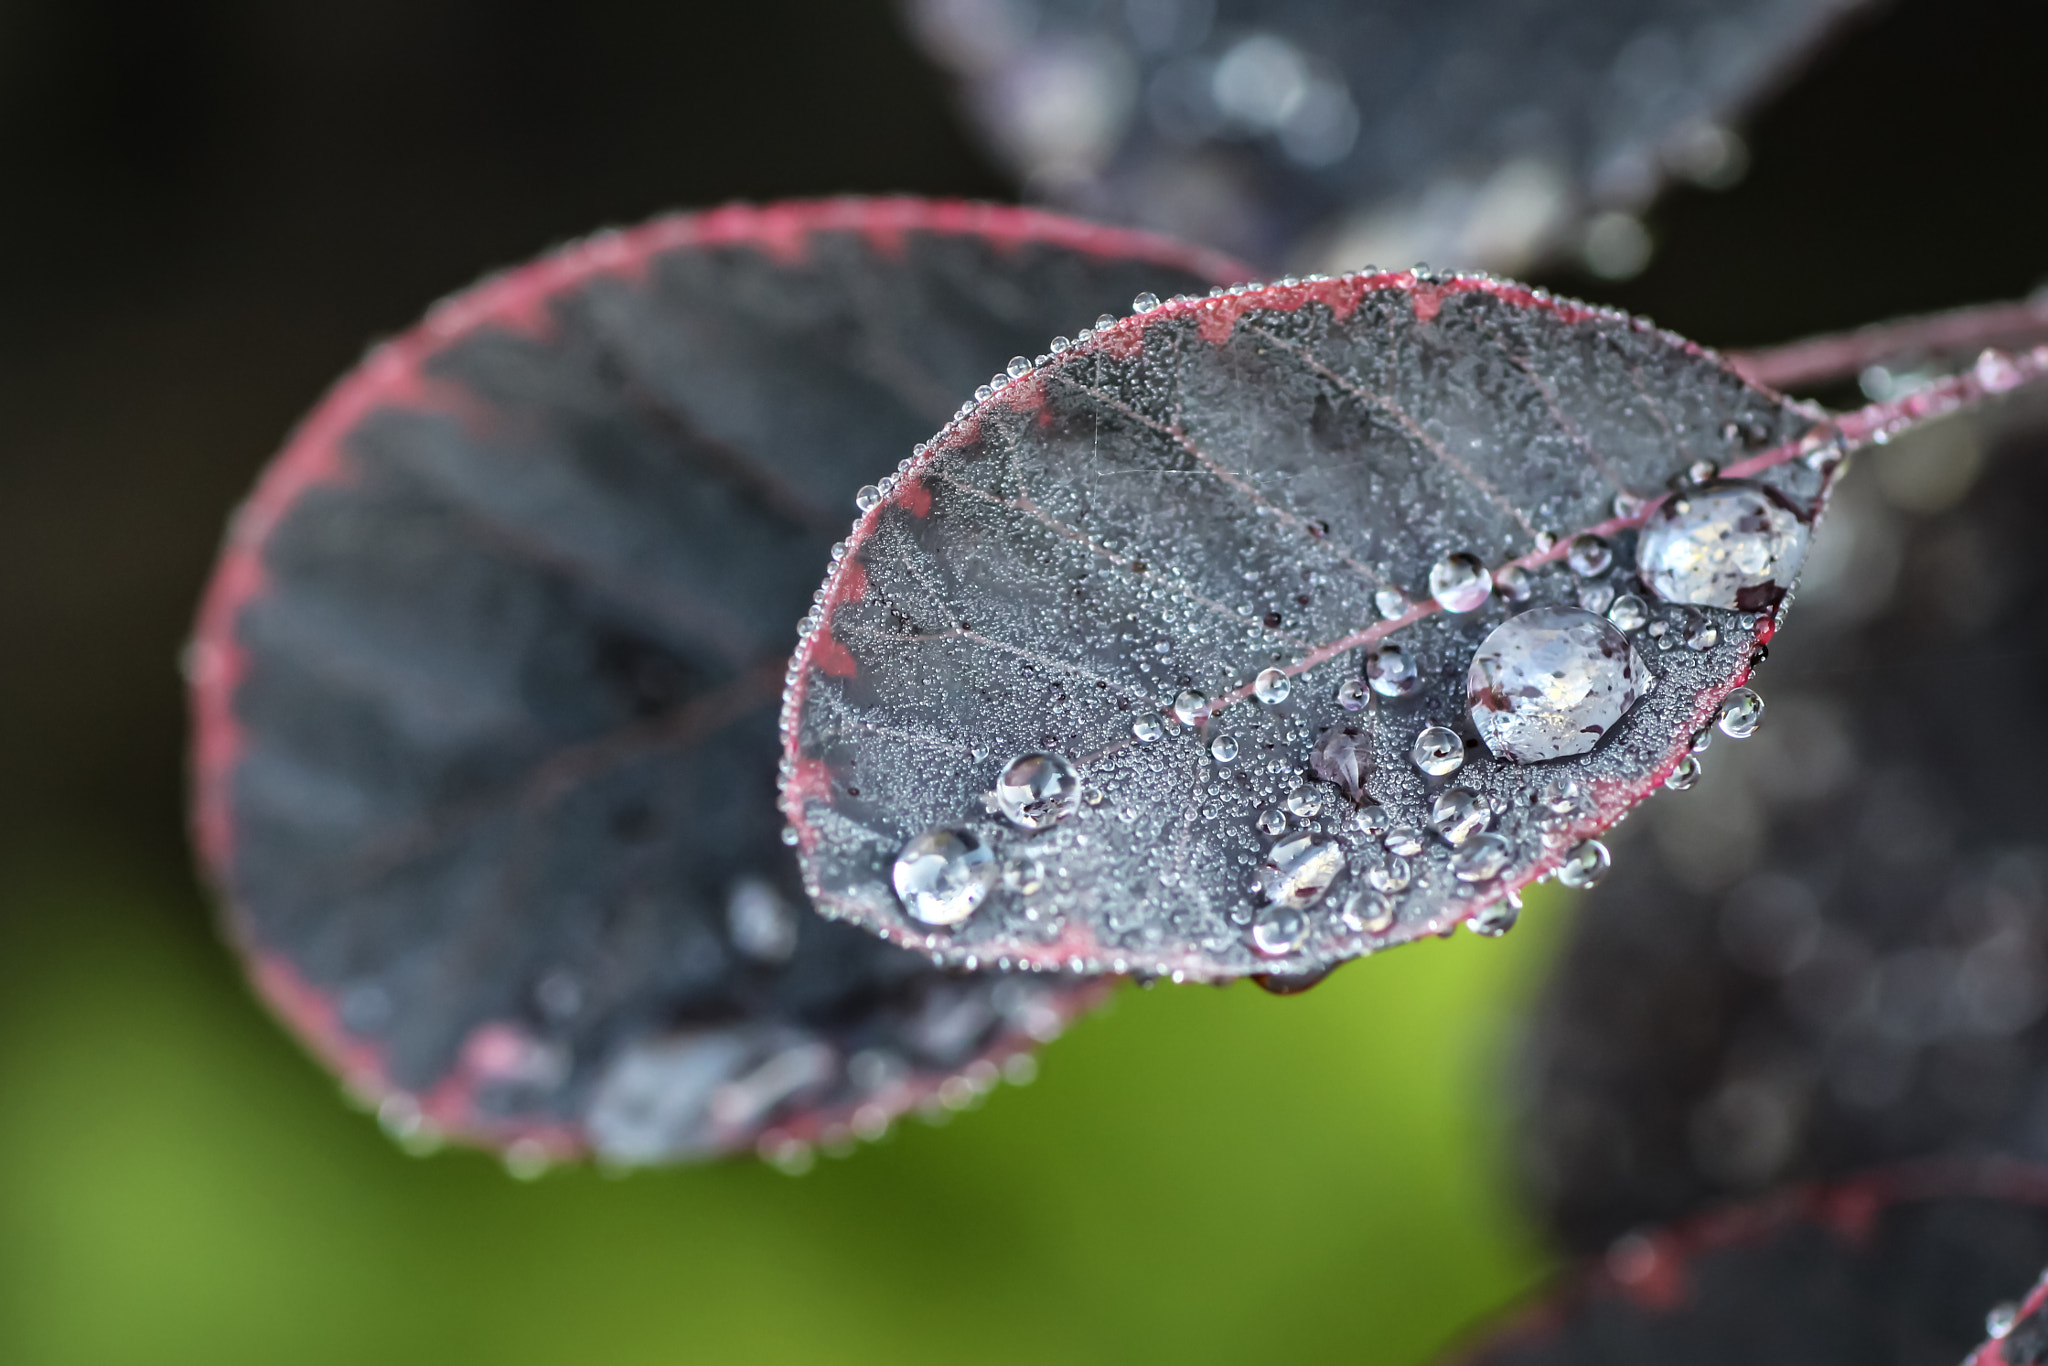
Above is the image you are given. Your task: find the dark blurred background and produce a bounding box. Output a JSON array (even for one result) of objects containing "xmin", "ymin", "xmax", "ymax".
[{"xmin": 0, "ymin": 1, "xmax": 2043, "ymax": 1362}]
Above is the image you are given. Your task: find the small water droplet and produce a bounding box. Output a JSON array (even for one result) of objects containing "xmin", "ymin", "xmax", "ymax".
[
  {"xmin": 1684, "ymin": 459, "xmax": 1720, "ymax": 487},
  {"xmin": 1384, "ymin": 827, "xmax": 1426, "ymax": 857},
  {"xmin": 1718, "ymin": 686, "xmax": 1763, "ymax": 738},
  {"xmin": 1133, "ymin": 291, "xmax": 1161, "ymax": 312},
  {"xmin": 1353, "ymin": 804, "xmax": 1390, "ymax": 837},
  {"xmin": 1452, "ymin": 833, "xmax": 1513, "ymax": 883},
  {"xmin": 1285, "ymin": 784, "xmax": 1319, "ymax": 818},
  {"xmin": 974, "ymin": 384, "xmax": 992, "ymax": 402},
  {"xmin": 1252, "ymin": 904, "xmax": 1308, "ymax": 956},
  {"xmin": 1255, "ymin": 807, "xmax": 1289, "ymax": 836},
  {"xmin": 1466, "ymin": 898, "xmax": 1518, "ymax": 934},
  {"xmin": 1467, "ymin": 606, "xmax": 1649, "ymax": 764},
  {"xmin": 1608, "ymin": 594, "xmax": 1649, "ymax": 631},
  {"xmin": 892, "ymin": 829, "xmax": 998, "ymax": 926},
  {"xmin": 1494, "ymin": 564, "xmax": 1532, "ymax": 602},
  {"xmin": 1341, "ymin": 885, "xmax": 1396, "ymax": 934},
  {"xmin": 1665, "ymin": 755, "xmax": 1702, "ymax": 791},
  {"xmin": 1988, "ymin": 1302, "xmax": 2020, "ymax": 1339},
  {"xmin": 1429, "ymin": 552, "xmax": 1493, "ymax": 613},
  {"xmin": 1335, "ymin": 677, "xmax": 1368, "ymax": 711},
  {"xmin": 1681, "ymin": 609, "xmax": 1718, "ymax": 650},
  {"xmin": 1578, "ymin": 581, "xmax": 1615, "ymax": 615},
  {"xmin": 1173, "ymin": 690, "xmax": 1209, "ymax": 726},
  {"xmin": 1613, "ymin": 491, "xmax": 1648, "ymax": 518},
  {"xmin": 1430, "ymin": 787, "xmax": 1489, "ymax": 845},
  {"xmin": 1538, "ymin": 774, "xmax": 1581, "ymax": 813},
  {"xmin": 1132, "ymin": 714, "xmax": 1165, "ymax": 742},
  {"xmin": 1007, "ymin": 356, "xmax": 1031, "ymax": 379},
  {"xmin": 1210, "ymin": 734, "xmax": 1239, "ymax": 763},
  {"xmin": 1557, "ymin": 838, "xmax": 1611, "ymax": 889},
  {"xmin": 1253, "ymin": 668, "xmax": 1291, "ymax": 704},
  {"xmin": 1049, "ymin": 336, "xmax": 1070, "ymax": 353},
  {"xmin": 780, "ymin": 826, "xmax": 800, "ymax": 847},
  {"xmin": 1367, "ymin": 644, "xmax": 1421, "ymax": 697},
  {"xmin": 1412, "ymin": 725, "xmax": 1465, "ymax": 776},
  {"xmin": 1638, "ymin": 480, "xmax": 1810, "ymax": 610},
  {"xmin": 1567, "ymin": 535, "xmax": 1612, "ymax": 576},
  {"xmin": 855, "ymin": 485, "xmax": 881, "ymax": 512},
  {"xmin": 1094, "ymin": 313, "xmax": 1116, "ymax": 331},
  {"xmin": 1254, "ymin": 832, "xmax": 1346, "ymax": 911},
  {"xmin": 1368, "ymin": 855, "xmax": 1412, "ymax": 893},
  {"xmin": 1375, "ymin": 587, "xmax": 1410, "ymax": 620}
]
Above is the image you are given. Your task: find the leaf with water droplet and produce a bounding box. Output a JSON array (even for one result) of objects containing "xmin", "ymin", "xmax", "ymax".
[
  {"xmin": 187, "ymin": 198, "xmax": 1238, "ymax": 1164},
  {"xmin": 1457, "ymin": 1164, "xmax": 2048, "ymax": 1366},
  {"xmin": 905, "ymin": 0, "xmax": 1878, "ymax": 272},
  {"xmin": 1518, "ymin": 412, "xmax": 2048, "ymax": 1248},
  {"xmin": 783, "ymin": 270, "xmax": 1868, "ymax": 982}
]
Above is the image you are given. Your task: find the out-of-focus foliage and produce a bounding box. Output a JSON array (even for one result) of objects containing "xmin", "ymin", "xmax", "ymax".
[{"xmin": 0, "ymin": 844, "xmax": 1561, "ymax": 1366}]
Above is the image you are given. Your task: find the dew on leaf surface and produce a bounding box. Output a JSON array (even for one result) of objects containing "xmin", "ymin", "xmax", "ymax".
[
  {"xmin": 1608, "ymin": 592, "xmax": 1650, "ymax": 631},
  {"xmin": 784, "ymin": 269, "xmax": 1844, "ymax": 980},
  {"xmin": 1454, "ymin": 834, "xmax": 1515, "ymax": 883},
  {"xmin": 1253, "ymin": 667, "xmax": 1292, "ymax": 704},
  {"xmin": 1341, "ymin": 886, "xmax": 1395, "ymax": 936},
  {"xmin": 893, "ymin": 829, "xmax": 999, "ymax": 926},
  {"xmin": 1431, "ymin": 787, "xmax": 1490, "ymax": 846},
  {"xmin": 1251, "ymin": 904, "xmax": 1309, "ymax": 956}
]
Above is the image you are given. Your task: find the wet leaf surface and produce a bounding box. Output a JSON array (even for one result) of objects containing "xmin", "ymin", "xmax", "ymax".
[
  {"xmin": 188, "ymin": 198, "xmax": 1237, "ymax": 1165},
  {"xmin": 784, "ymin": 272, "xmax": 1841, "ymax": 982},
  {"xmin": 904, "ymin": 0, "xmax": 1875, "ymax": 272},
  {"xmin": 1518, "ymin": 398, "xmax": 2048, "ymax": 1246},
  {"xmin": 1452, "ymin": 1163, "xmax": 2048, "ymax": 1366}
]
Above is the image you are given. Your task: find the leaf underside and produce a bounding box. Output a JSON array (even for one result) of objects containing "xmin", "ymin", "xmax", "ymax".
[
  {"xmin": 784, "ymin": 272, "xmax": 1837, "ymax": 983},
  {"xmin": 905, "ymin": 0, "xmax": 1875, "ymax": 270},
  {"xmin": 188, "ymin": 198, "xmax": 1234, "ymax": 1163},
  {"xmin": 1520, "ymin": 409, "xmax": 2048, "ymax": 1248},
  {"xmin": 1453, "ymin": 1165, "xmax": 2048, "ymax": 1366}
]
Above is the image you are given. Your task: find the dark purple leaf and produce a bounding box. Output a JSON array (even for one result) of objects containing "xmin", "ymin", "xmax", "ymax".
[
  {"xmin": 1975, "ymin": 1262, "xmax": 2048, "ymax": 1366},
  {"xmin": 783, "ymin": 272, "xmax": 1858, "ymax": 983},
  {"xmin": 904, "ymin": 0, "xmax": 1876, "ymax": 273},
  {"xmin": 188, "ymin": 198, "xmax": 1239, "ymax": 1166},
  {"xmin": 1517, "ymin": 392, "xmax": 2048, "ymax": 1247},
  {"xmin": 1451, "ymin": 1164, "xmax": 2048, "ymax": 1366}
]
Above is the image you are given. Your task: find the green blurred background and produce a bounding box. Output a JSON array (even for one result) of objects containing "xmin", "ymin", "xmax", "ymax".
[{"xmin": 0, "ymin": 1, "xmax": 2041, "ymax": 1361}]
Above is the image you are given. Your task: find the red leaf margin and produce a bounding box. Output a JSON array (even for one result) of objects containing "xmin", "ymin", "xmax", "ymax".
[
  {"xmin": 780, "ymin": 267, "xmax": 2048, "ymax": 980},
  {"xmin": 185, "ymin": 197, "xmax": 1239, "ymax": 1161}
]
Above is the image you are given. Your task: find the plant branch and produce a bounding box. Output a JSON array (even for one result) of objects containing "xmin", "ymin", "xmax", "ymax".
[{"xmin": 1728, "ymin": 294, "xmax": 2048, "ymax": 392}]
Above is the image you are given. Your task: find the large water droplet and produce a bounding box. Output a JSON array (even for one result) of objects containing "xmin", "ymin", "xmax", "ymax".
[
  {"xmin": 1608, "ymin": 594, "xmax": 1649, "ymax": 632},
  {"xmin": 1412, "ymin": 725, "xmax": 1464, "ymax": 776},
  {"xmin": 1368, "ymin": 855, "xmax": 1412, "ymax": 893},
  {"xmin": 1253, "ymin": 668, "xmax": 1291, "ymax": 704},
  {"xmin": 1466, "ymin": 898, "xmax": 1518, "ymax": 935},
  {"xmin": 1384, "ymin": 827, "xmax": 1426, "ymax": 857},
  {"xmin": 1132, "ymin": 714, "xmax": 1164, "ymax": 742},
  {"xmin": 1341, "ymin": 886, "xmax": 1395, "ymax": 934},
  {"xmin": 1538, "ymin": 773, "xmax": 1581, "ymax": 813},
  {"xmin": 893, "ymin": 829, "xmax": 998, "ymax": 926},
  {"xmin": 1310, "ymin": 724, "xmax": 1371, "ymax": 801},
  {"xmin": 1335, "ymin": 677, "xmax": 1368, "ymax": 711},
  {"xmin": 1430, "ymin": 787, "xmax": 1489, "ymax": 845},
  {"xmin": 855, "ymin": 485, "xmax": 881, "ymax": 512},
  {"xmin": 1557, "ymin": 838, "xmax": 1610, "ymax": 889},
  {"xmin": 1133, "ymin": 291, "xmax": 1161, "ymax": 312},
  {"xmin": 1577, "ymin": 582, "xmax": 1615, "ymax": 615},
  {"xmin": 1429, "ymin": 552, "xmax": 1493, "ymax": 613},
  {"xmin": 1255, "ymin": 807, "xmax": 1288, "ymax": 836},
  {"xmin": 1173, "ymin": 689, "xmax": 1209, "ymax": 726},
  {"xmin": 1253, "ymin": 833, "xmax": 1346, "ymax": 910},
  {"xmin": 1637, "ymin": 480, "xmax": 1811, "ymax": 610},
  {"xmin": 1006, "ymin": 355, "xmax": 1031, "ymax": 379},
  {"xmin": 1367, "ymin": 644, "xmax": 1421, "ymax": 697},
  {"xmin": 1284, "ymin": 784, "xmax": 1319, "ymax": 818},
  {"xmin": 1210, "ymin": 734, "xmax": 1239, "ymax": 763},
  {"xmin": 1467, "ymin": 606, "xmax": 1649, "ymax": 764},
  {"xmin": 1567, "ymin": 535, "xmax": 1612, "ymax": 576},
  {"xmin": 994, "ymin": 752, "xmax": 1080, "ymax": 829},
  {"xmin": 1451, "ymin": 833, "xmax": 1513, "ymax": 882},
  {"xmin": 1666, "ymin": 755, "xmax": 1702, "ymax": 791},
  {"xmin": 1252, "ymin": 904, "xmax": 1307, "ymax": 956},
  {"xmin": 1353, "ymin": 804, "xmax": 1390, "ymax": 836},
  {"xmin": 1718, "ymin": 686, "xmax": 1763, "ymax": 738},
  {"xmin": 1375, "ymin": 587, "xmax": 1410, "ymax": 620}
]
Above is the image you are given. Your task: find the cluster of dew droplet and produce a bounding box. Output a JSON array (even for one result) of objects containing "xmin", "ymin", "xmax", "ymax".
[{"xmin": 785, "ymin": 270, "xmax": 1834, "ymax": 979}]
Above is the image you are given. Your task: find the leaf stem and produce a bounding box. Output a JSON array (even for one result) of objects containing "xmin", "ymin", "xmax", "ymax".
[{"xmin": 1728, "ymin": 294, "xmax": 2048, "ymax": 392}]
